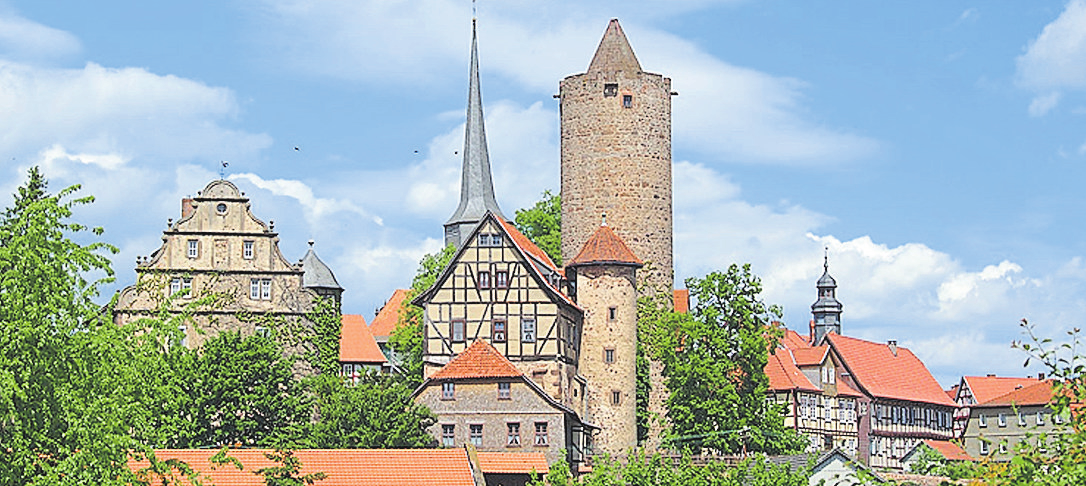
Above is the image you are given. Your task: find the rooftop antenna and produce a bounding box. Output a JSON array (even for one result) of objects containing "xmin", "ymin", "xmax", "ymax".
[
  {"xmin": 220, "ymin": 160, "xmax": 229, "ymax": 180},
  {"xmin": 824, "ymin": 245, "xmax": 829, "ymax": 272}
]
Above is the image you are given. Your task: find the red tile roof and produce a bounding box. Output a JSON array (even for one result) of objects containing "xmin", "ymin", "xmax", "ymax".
[
  {"xmin": 960, "ymin": 375, "xmax": 1041, "ymax": 405},
  {"xmin": 340, "ymin": 314, "xmax": 386, "ymax": 364},
  {"xmin": 766, "ymin": 350, "xmax": 821, "ymax": 392},
  {"xmin": 673, "ymin": 289, "xmax": 689, "ymax": 313},
  {"xmin": 369, "ymin": 288, "xmax": 411, "ymax": 339},
  {"xmin": 981, "ymin": 380, "xmax": 1054, "ymax": 407},
  {"xmin": 792, "ymin": 346, "xmax": 828, "ymax": 367},
  {"xmin": 826, "ymin": 334, "xmax": 955, "ymax": 406},
  {"xmin": 500, "ymin": 219, "xmax": 558, "ymax": 272},
  {"xmin": 431, "ymin": 340, "xmax": 524, "ymax": 380},
  {"xmin": 922, "ymin": 439, "xmax": 976, "ymax": 462},
  {"xmin": 566, "ymin": 224, "xmax": 642, "ymax": 267},
  {"xmin": 781, "ymin": 329, "xmax": 812, "ymax": 349},
  {"xmin": 476, "ymin": 452, "xmax": 549, "ymax": 474},
  {"xmin": 129, "ymin": 449, "xmax": 476, "ymax": 486}
]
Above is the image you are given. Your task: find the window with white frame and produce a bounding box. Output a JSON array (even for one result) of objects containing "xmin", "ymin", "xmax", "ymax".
[
  {"xmin": 182, "ymin": 277, "xmax": 192, "ymax": 296},
  {"xmin": 187, "ymin": 239, "xmax": 198, "ymax": 258},
  {"xmin": 534, "ymin": 422, "xmax": 548, "ymax": 446},
  {"xmin": 1037, "ymin": 411, "xmax": 1046, "ymax": 426},
  {"xmin": 492, "ymin": 320, "xmax": 506, "ymax": 342},
  {"xmin": 451, "ymin": 320, "xmax": 466, "ymax": 342},
  {"xmin": 521, "ymin": 319, "xmax": 536, "ymax": 343},
  {"xmin": 243, "ymin": 240, "xmax": 254, "ymax": 259},
  {"xmin": 250, "ymin": 279, "xmax": 260, "ymax": 299},
  {"xmin": 999, "ymin": 441, "xmax": 1007, "ymax": 454},
  {"xmin": 470, "ymin": 424, "xmax": 483, "ymax": 446},
  {"xmin": 507, "ymin": 423, "xmax": 521, "ymax": 446},
  {"xmin": 980, "ymin": 440, "xmax": 989, "ymax": 455},
  {"xmin": 1018, "ymin": 412, "xmax": 1026, "ymax": 426},
  {"xmin": 171, "ymin": 278, "xmax": 182, "ymax": 295},
  {"xmin": 442, "ymin": 424, "xmax": 455, "ymax": 447},
  {"xmin": 441, "ymin": 382, "xmax": 455, "ymax": 400},
  {"xmin": 261, "ymin": 279, "xmax": 271, "ymax": 300},
  {"xmin": 979, "ymin": 413, "xmax": 987, "ymax": 427},
  {"xmin": 498, "ymin": 382, "xmax": 510, "ymax": 400}
]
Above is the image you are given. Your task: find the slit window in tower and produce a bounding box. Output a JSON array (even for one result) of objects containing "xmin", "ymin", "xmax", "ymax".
[
  {"xmin": 608, "ymin": 306, "xmax": 617, "ymax": 321},
  {"xmin": 623, "ymin": 95, "xmax": 632, "ymax": 108},
  {"xmin": 611, "ymin": 390, "xmax": 621, "ymax": 405},
  {"xmin": 604, "ymin": 83, "xmax": 618, "ymax": 97},
  {"xmin": 604, "ymin": 348, "xmax": 614, "ymax": 364}
]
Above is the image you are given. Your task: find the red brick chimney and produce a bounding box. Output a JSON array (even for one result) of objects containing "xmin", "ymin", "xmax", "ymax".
[{"xmin": 181, "ymin": 198, "xmax": 195, "ymax": 219}]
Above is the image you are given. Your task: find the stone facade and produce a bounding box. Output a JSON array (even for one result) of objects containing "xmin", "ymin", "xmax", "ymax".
[
  {"xmin": 114, "ymin": 180, "xmax": 337, "ymax": 358},
  {"xmin": 559, "ymin": 19, "xmax": 674, "ymax": 295}
]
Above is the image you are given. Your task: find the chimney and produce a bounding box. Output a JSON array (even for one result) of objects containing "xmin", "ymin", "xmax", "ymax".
[
  {"xmin": 1038, "ymin": 373, "xmax": 1045, "ymax": 380},
  {"xmin": 987, "ymin": 373, "xmax": 996, "ymax": 378},
  {"xmin": 887, "ymin": 340, "xmax": 898, "ymax": 357},
  {"xmin": 809, "ymin": 320, "xmax": 815, "ymax": 344},
  {"xmin": 181, "ymin": 198, "xmax": 195, "ymax": 219}
]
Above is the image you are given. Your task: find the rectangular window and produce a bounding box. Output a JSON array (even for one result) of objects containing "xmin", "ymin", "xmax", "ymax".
[
  {"xmin": 182, "ymin": 277, "xmax": 192, "ymax": 293},
  {"xmin": 171, "ymin": 278, "xmax": 182, "ymax": 295},
  {"xmin": 442, "ymin": 424, "xmax": 455, "ymax": 447},
  {"xmin": 999, "ymin": 442, "xmax": 1007, "ymax": 454},
  {"xmin": 979, "ymin": 414, "xmax": 987, "ymax": 427},
  {"xmin": 492, "ymin": 320, "xmax": 507, "ymax": 342},
  {"xmin": 611, "ymin": 390, "xmax": 621, "ymax": 405},
  {"xmin": 998, "ymin": 413, "xmax": 1006, "ymax": 427},
  {"xmin": 622, "ymin": 94, "xmax": 632, "ymax": 108},
  {"xmin": 534, "ymin": 422, "xmax": 548, "ymax": 446},
  {"xmin": 495, "ymin": 271, "xmax": 508, "ymax": 288},
  {"xmin": 255, "ymin": 325, "xmax": 269, "ymax": 338},
  {"xmin": 491, "ymin": 234, "xmax": 503, "ymax": 246},
  {"xmin": 1055, "ymin": 412, "xmax": 1064, "ymax": 424},
  {"xmin": 250, "ymin": 279, "xmax": 260, "ymax": 300},
  {"xmin": 177, "ymin": 325, "xmax": 188, "ymax": 348},
  {"xmin": 479, "ymin": 234, "xmax": 489, "ymax": 246},
  {"xmin": 478, "ymin": 271, "xmax": 491, "ymax": 289},
  {"xmin": 470, "ymin": 424, "xmax": 483, "ymax": 446},
  {"xmin": 604, "ymin": 83, "xmax": 618, "ymax": 97},
  {"xmin": 1018, "ymin": 412, "xmax": 1026, "ymax": 426},
  {"xmin": 521, "ymin": 319, "xmax": 536, "ymax": 343},
  {"xmin": 243, "ymin": 240, "xmax": 254, "ymax": 259},
  {"xmin": 980, "ymin": 440, "xmax": 989, "ymax": 455},
  {"xmin": 604, "ymin": 348, "xmax": 615, "ymax": 364},
  {"xmin": 1038, "ymin": 411, "xmax": 1046, "ymax": 426},
  {"xmin": 187, "ymin": 239, "xmax": 198, "ymax": 258},
  {"xmin": 442, "ymin": 382, "xmax": 455, "ymax": 400},
  {"xmin": 507, "ymin": 423, "xmax": 521, "ymax": 446},
  {"xmin": 261, "ymin": 279, "xmax": 271, "ymax": 300},
  {"xmin": 451, "ymin": 320, "xmax": 466, "ymax": 342},
  {"xmin": 498, "ymin": 382, "xmax": 510, "ymax": 400},
  {"xmin": 608, "ymin": 306, "xmax": 617, "ymax": 321}
]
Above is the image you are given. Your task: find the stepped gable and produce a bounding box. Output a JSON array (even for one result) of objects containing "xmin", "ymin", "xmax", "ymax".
[
  {"xmin": 369, "ymin": 288, "xmax": 410, "ymax": 339},
  {"xmin": 566, "ymin": 224, "xmax": 643, "ymax": 268},
  {"xmin": 982, "ymin": 380, "xmax": 1054, "ymax": 407},
  {"xmin": 587, "ymin": 18, "xmax": 642, "ymax": 74},
  {"xmin": 826, "ymin": 333, "xmax": 955, "ymax": 406},
  {"xmin": 431, "ymin": 339, "xmax": 524, "ymax": 380},
  {"xmin": 766, "ymin": 350, "xmax": 821, "ymax": 392},
  {"xmin": 960, "ymin": 375, "xmax": 1041, "ymax": 404},
  {"xmin": 340, "ymin": 314, "xmax": 385, "ymax": 364}
]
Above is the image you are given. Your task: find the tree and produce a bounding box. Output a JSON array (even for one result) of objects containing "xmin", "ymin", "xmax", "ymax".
[
  {"xmin": 390, "ymin": 243, "xmax": 456, "ymax": 386},
  {"xmin": 306, "ymin": 373, "xmax": 436, "ymax": 448},
  {"xmin": 253, "ymin": 450, "xmax": 326, "ymax": 486},
  {"xmin": 532, "ymin": 451, "xmax": 810, "ymax": 486},
  {"xmin": 514, "ymin": 190, "xmax": 561, "ymax": 266},
  {"xmin": 646, "ymin": 264, "xmax": 804, "ymax": 455}
]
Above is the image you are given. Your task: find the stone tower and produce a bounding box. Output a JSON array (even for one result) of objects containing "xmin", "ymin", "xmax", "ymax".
[
  {"xmin": 566, "ymin": 222, "xmax": 641, "ymax": 457},
  {"xmin": 445, "ymin": 20, "xmax": 504, "ymax": 248},
  {"xmin": 811, "ymin": 254, "xmax": 843, "ymax": 344},
  {"xmin": 559, "ymin": 19, "xmax": 673, "ymax": 294}
]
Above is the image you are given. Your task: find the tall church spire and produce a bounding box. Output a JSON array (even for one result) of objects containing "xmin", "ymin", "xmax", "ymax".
[
  {"xmin": 811, "ymin": 250, "xmax": 843, "ymax": 344},
  {"xmin": 444, "ymin": 19, "xmax": 504, "ymax": 248}
]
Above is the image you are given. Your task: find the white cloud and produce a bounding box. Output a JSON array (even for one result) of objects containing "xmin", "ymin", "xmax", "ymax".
[
  {"xmin": 38, "ymin": 144, "xmax": 129, "ymax": 171},
  {"xmin": 230, "ymin": 173, "xmax": 381, "ymax": 225},
  {"xmin": 1016, "ymin": 0, "xmax": 1086, "ymax": 114},
  {"xmin": 0, "ymin": 9, "xmax": 80, "ymax": 61}
]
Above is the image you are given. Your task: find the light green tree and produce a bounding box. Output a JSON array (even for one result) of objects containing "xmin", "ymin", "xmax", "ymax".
[{"xmin": 513, "ymin": 190, "xmax": 561, "ymax": 266}]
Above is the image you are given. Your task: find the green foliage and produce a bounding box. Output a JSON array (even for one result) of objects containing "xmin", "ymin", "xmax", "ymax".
[
  {"xmin": 645, "ymin": 264, "xmax": 804, "ymax": 455},
  {"xmin": 966, "ymin": 319, "xmax": 1086, "ymax": 485},
  {"xmin": 253, "ymin": 450, "xmax": 326, "ymax": 486},
  {"xmin": 390, "ymin": 243, "xmax": 456, "ymax": 386},
  {"xmin": 532, "ymin": 452, "xmax": 811, "ymax": 486},
  {"xmin": 514, "ymin": 189, "xmax": 562, "ymax": 266},
  {"xmin": 306, "ymin": 296, "xmax": 343, "ymax": 376},
  {"xmin": 306, "ymin": 374, "xmax": 436, "ymax": 448}
]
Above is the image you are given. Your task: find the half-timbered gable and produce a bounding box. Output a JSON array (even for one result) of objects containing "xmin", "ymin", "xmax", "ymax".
[{"xmin": 416, "ymin": 212, "xmax": 584, "ymax": 408}]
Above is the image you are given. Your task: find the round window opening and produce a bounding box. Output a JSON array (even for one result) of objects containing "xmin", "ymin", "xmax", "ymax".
[{"xmin": 216, "ymin": 203, "xmax": 227, "ymax": 214}]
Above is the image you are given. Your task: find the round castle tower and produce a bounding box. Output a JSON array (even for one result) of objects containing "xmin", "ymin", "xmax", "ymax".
[{"xmin": 559, "ymin": 19, "xmax": 673, "ymax": 294}]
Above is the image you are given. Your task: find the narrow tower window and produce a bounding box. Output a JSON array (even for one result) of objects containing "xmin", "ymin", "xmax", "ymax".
[{"xmin": 622, "ymin": 94, "xmax": 632, "ymax": 108}]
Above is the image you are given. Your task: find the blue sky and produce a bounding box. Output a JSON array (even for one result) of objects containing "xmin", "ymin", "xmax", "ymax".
[{"xmin": 2, "ymin": 0, "xmax": 1086, "ymax": 386}]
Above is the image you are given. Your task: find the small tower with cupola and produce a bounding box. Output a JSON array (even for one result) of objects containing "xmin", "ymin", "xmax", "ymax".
[{"xmin": 811, "ymin": 253, "xmax": 843, "ymax": 344}]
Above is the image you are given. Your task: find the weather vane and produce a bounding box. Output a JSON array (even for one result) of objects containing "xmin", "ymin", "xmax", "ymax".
[{"xmin": 220, "ymin": 160, "xmax": 229, "ymax": 180}]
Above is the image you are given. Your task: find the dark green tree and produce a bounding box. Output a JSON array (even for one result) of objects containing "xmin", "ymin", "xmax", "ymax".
[
  {"xmin": 253, "ymin": 450, "xmax": 326, "ymax": 486},
  {"xmin": 390, "ymin": 243, "xmax": 456, "ymax": 386},
  {"xmin": 307, "ymin": 374, "xmax": 436, "ymax": 448},
  {"xmin": 646, "ymin": 264, "xmax": 804, "ymax": 455},
  {"xmin": 514, "ymin": 190, "xmax": 561, "ymax": 266}
]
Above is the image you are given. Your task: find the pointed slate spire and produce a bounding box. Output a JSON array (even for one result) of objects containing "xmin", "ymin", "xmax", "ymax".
[
  {"xmin": 811, "ymin": 249, "xmax": 843, "ymax": 344},
  {"xmin": 444, "ymin": 20, "xmax": 504, "ymax": 248},
  {"xmin": 587, "ymin": 19, "xmax": 642, "ymax": 74}
]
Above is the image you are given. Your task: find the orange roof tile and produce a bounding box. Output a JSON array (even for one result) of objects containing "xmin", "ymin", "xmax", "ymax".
[
  {"xmin": 431, "ymin": 340, "xmax": 524, "ymax": 380},
  {"xmin": 369, "ymin": 288, "xmax": 411, "ymax": 339},
  {"xmin": 981, "ymin": 380, "xmax": 1054, "ymax": 407},
  {"xmin": 826, "ymin": 334, "xmax": 955, "ymax": 406},
  {"xmin": 835, "ymin": 377, "xmax": 865, "ymax": 398},
  {"xmin": 476, "ymin": 452, "xmax": 549, "ymax": 474},
  {"xmin": 566, "ymin": 224, "xmax": 642, "ymax": 267},
  {"xmin": 129, "ymin": 449, "xmax": 476, "ymax": 486},
  {"xmin": 340, "ymin": 314, "xmax": 386, "ymax": 364},
  {"xmin": 781, "ymin": 329, "xmax": 812, "ymax": 350},
  {"xmin": 766, "ymin": 350, "xmax": 820, "ymax": 392},
  {"xmin": 500, "ymin": 219, "xmax": 559, "ymax": 272},
  {"xmin": 792, "ymin": 346, "xmax": 828, "ymax": 367},
  {"xmin": 922, "ymin": 439, "xmax": 976, "ymax": 462},
  {"xmin": 673, "ymin": 289, "xmax": 689, "ymax": 314},
  {"xmin": 960, "ymin": 375, "xmax": 1041, "ymax": 405}
]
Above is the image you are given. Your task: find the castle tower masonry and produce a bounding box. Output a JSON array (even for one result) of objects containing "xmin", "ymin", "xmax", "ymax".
[
  {"xmin": 559, "ymin": 19, "xmax": 673, "ymax": 295},
  {"xmin": 566, "ymin": 223, "xmax": 642, "ymax": 457}
]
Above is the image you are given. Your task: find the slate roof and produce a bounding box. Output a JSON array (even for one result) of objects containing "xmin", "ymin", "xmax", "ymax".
[
  {"xmin": 565, "ymin": 224, "xmax": 642, "ymax": 268},
  {"xmin": 339, "ymin": 314, "xmax": 386, "ymax": 364},
  {"xmin": 301, "ymin": 244, "xmax": 342, "ymax": 290},
  {"xmin": 959, "ymin": 375, "xmax": 1041, "ymax": 405},
  {"xmin": 369, "ymin": 288, "xmax": 411, "ymax": 340},
  {"xmin": 476, "ymin": 451, "xmax": 549, "ymax": 474},
  {"xmin": 766, "ymin": 350, "xmax": 821, "ymax": 392},
  {"xmin": 430, "ymin": 339, "xmax": 524, "ymax": 380},
  {"xmin": 129, "ymin": 449, "xmax": 477, "ymax": 486},
  {"xmin": 826, "ymin": 334, "xmax": 955, "ymax": 406},
  {"xmin": 980, "ymin": 380, "xmax": 1054, "ymax": 407}
]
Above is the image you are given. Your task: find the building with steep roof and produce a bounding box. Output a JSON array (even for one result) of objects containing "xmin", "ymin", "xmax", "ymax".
[
  {"xmin": 114, "ymin": 180, "xmax": 341, "ymax": 367},
  {"xmin": 950, "ymin": 374, "xmax": 1041, "ymax": 438},
  {"xmin": 368, "ymin": 288, "xmax": 411, "ymax": 366},
  {"xmin": 339, "ymin": 314, "xmax": 387, "ymax": 379},
  {"xmin": 413, "ymin": 340, "xmax": 594, "ymax": 467},
  {"xmin": 960, "ymin": 380, "xmax": 1067, "ymax": 460}
]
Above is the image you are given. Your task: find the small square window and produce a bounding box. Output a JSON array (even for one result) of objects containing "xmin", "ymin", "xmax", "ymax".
[
  {"xmin": 498, "ymin": 382, "xmax": 511, "ymax": 400},
  {"xmin": 442, "ymin": 424, "xmax": 455, "ymax": 447},
  {"xmin": 243, "ymin": 240, "xmax": 254, "ymax": 259},
  {"xmin": 611, "ymin": 390, "xmax": 621, "ymax": 405},
  {"xmin": 442, "ymin": 382, "xmax": 455, "ymax": 400},
  {"xmin": 478, "ymin": 271, "xmax": 491, "ymax": 289},
  {"xmin": 451, "ymin": 320, "xmax": 466, "ymax": 342},
  {"xmin": 507, "ymin": 423, "xmax": 521, "ymax": 446},
  {"xmin": 187, "ymin": 239, "xmax": 199, "ymax": 258},
  {"xmin": 496, "ymin": 271, "xmax": 508, "ymax": 288},
  {"xmin": 622, "ymin": 95, "xmax": 632, "ymax": 108},
  {"xmin": 534, "ymin": 422, "xmax": 548, "ymax": 446},
  {"xmin": 604, "ymin": 83, "xmax": 617, "ymax": 97},
  {"xmin": 170, "ymin": 278, "xmax": 182, "ymax": 296},
  {"xmin": 470, "ymin": 424, "xmax": 483, "ymax": 446},
  {"xmin": 491, "ymin": 234, "xmax": 503, "ymax": 246},
  {"xmin": 521, "ymin": 319, "xmax": 536, "ymax": 343},
  {"xmin": 493, "ymin": 320, "xmax": 507, "ymax": 342},
  {"xmin": 478, "ymin": 234, "xmax": 489, "ymax": 246},
  {"xmin": 604, "ymin": 348, "xmax": 615, "ymax": 364}
]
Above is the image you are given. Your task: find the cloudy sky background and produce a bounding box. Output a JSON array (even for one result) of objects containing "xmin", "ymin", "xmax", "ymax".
[{"xmin": 3, "ymin": 0, "xmax": 1086, "ymax": 386}]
